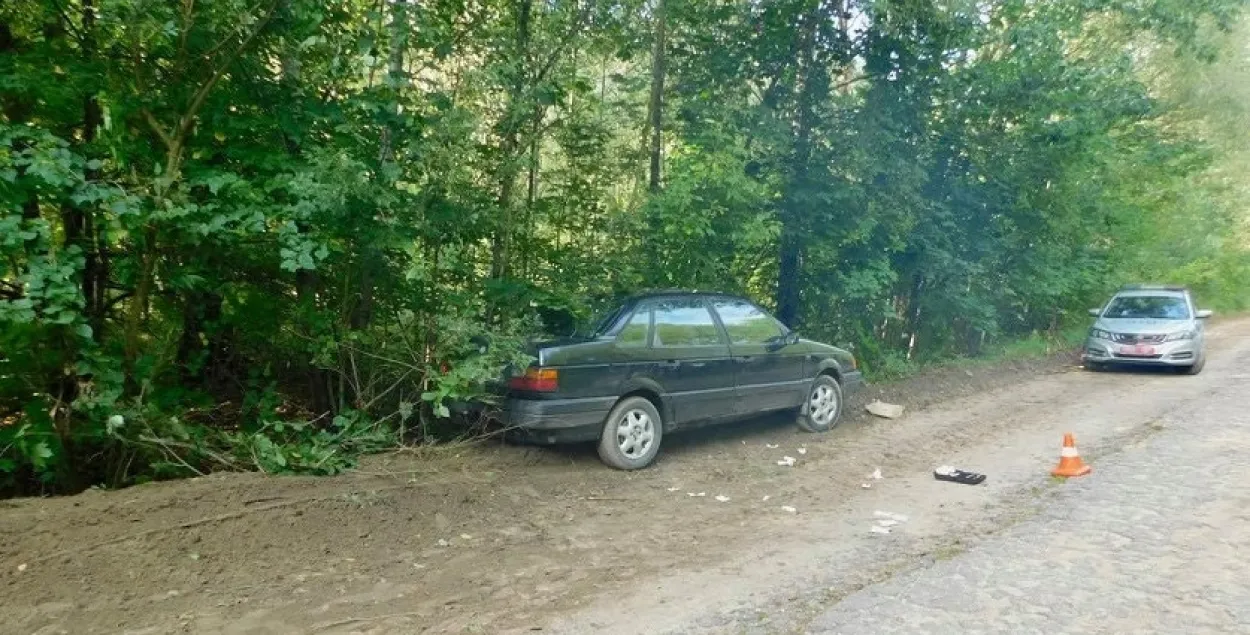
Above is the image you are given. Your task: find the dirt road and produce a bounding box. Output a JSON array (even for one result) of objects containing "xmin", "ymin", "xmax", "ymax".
[
  {"xmin": 805, "ymin": 347, "xmax": 1250, "ymax": 634},
  {"xmin": 3, "ymin": 320, "xmax": 1248, "ymax": 635}
]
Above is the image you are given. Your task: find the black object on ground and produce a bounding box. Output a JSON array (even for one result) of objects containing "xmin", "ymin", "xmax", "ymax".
[{"xmin": 933, "ymin": 465, "xmax": 987, "ymax": 485}]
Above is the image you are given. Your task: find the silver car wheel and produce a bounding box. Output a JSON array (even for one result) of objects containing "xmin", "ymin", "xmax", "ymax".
[
  {"xmin": 615, "ymin": 409, "xmax": 655, "ymax": 460},
  {"xmin": 809, "ymin": 383, "xmax": 838, "ymax": 426}
]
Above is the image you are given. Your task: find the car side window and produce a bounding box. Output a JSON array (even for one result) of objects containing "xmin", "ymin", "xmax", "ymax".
[
  {"xmin": 653, "ymin": 299, "xmax": 724, "ymax": 347},
  {"xmin": 712, "ymin": 299, "xmax": 784, "ymax": 345},
  {"xmin": 615, "ymin": 308, "xmax": 651, "ymax": 347}
]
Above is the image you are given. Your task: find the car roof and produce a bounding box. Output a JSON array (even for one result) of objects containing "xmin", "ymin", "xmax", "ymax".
[
  {"xmin": 1114, "ymin": 289, "xmax": 1188, "ymax": 298},
  {"xmin": 624, "ymin": 289, "xmax": 743, "ymax": 302},
  {"xmin": 1117, "ymin": 284, "xmax": 1189, "ymax": 293}
]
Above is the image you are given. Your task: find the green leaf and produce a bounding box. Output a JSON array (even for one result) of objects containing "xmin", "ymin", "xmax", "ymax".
[{"xmin": 32, "ymin": 442, "xmax": 54, "ymax": 461}]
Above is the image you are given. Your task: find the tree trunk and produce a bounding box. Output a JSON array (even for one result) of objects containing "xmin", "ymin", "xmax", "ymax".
[
  {"xmin": 647, "ymin": 0, "xmax": 666, "ymax": 192},
  {"xmin": 904, "ymin": 270, "xmax": 925, "ymax": 358},
  {"xmin": 490, "ymin": 0, "xmax": 533, "ymax": 283},
  {"xmin": 523, "ymin": 104, "xmax": 541, "ymax": 279},
  {"xmin": 80, "ymin": 0, "xmax": 105, "ymax": 341},
  {"xmin": 176, "ymin": 291, "xmax": 223, "ymax": 384},
  {"xmin": 0, "ymin": 22, "xmax": 34, "ymax": 123},
  {"xmin": 775, "ymin": 8, "xmax": 819, "ymax": 328},
  {"xmin": 776, "ymin": 232, "xmax": 802, "ymax": 327},
  {"xmin": 349, "ymin": 0, "xmax": 407, "ymax": 332}
]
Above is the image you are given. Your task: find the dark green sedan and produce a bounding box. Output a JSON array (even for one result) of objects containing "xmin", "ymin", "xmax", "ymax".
[{"xmin": 504, "ymin": 291, "xmax": 863, "ymax": 469}]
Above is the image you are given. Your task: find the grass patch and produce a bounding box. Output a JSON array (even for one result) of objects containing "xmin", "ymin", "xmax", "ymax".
[
  {"xmin": 862, "ymin": 325, "xmax": 1087, "ymax": 383},
  {"xmin": 931, "ymin": 542, "xmax": 968, "ymax": 562}
]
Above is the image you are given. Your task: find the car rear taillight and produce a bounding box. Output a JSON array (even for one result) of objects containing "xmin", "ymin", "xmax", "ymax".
[{"xmin": 508, "ymin": 367, "xmax": 559, "ymax": 392}]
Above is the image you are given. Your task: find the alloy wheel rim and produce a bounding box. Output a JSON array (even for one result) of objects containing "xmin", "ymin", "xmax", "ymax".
[
  {"xmin": 809, "ymin": 384, "xmax": 838, "ymax": 425},
  {"xmin": 616, "ymin": 409, "xmax": 655, "ymax": 459}
]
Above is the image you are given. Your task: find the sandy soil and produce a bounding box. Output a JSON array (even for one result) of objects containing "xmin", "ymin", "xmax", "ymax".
[{"xmin": 3, "ymin": 322, "xmax": 1242, "ymax": 635}]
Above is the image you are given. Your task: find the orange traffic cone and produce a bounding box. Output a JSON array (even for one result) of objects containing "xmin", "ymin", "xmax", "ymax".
[{"xmin": 1051, "ymin": 433, "xmax": 1091, "ymax": 477}]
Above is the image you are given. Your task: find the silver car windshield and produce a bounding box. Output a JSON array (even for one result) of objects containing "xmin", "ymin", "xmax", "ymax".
[{"xmin": 1102, "ymin": 295, "xmax": 1190, "ymax": 320}]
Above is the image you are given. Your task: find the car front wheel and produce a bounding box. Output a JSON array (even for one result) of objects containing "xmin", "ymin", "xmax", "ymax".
[
  {"xmin": 597, "ymin": 396, "xmax": 664, "ymax": 470},
  {"xmin": 1181, "ymin": 354, "xmax": 1206, "ymax": 375},
  {"xmin": 797, "ymin": 375, "xmax": 843, "ymax": 433}
]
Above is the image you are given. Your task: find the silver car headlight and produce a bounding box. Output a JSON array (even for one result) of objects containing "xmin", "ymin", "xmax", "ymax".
[
  {"xmin": 1164, "ymin": 329, "xmax": 1196, "ymax": 342},
  {"xmin": 1090, "ymin": 328, "xmax": 1113, "ymax": 340}
]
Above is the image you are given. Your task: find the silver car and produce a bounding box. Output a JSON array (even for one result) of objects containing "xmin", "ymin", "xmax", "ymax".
[{"xmin": 1082, "ymin": 285, "xmax": 1212, "ymax": 374}]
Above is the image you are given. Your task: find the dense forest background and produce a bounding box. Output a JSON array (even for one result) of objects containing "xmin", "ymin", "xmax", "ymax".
[{"xmin": 3, "ymin": 0, "xmax": 1248, "ymax": 493}]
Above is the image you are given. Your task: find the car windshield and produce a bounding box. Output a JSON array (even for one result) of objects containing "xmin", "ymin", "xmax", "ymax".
[{"xmin": 1102, "ymin": 295, "xmax": 1190, "ymax": 320}]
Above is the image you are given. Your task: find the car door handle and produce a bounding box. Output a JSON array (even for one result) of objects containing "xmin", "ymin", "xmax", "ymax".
[
  {"xmin": 688, "ymin": 361, "xmax": 706, "ymax": 368},
  {"xmin": 660, "ymin": 360, "xmax": 681, "ymax": 369}
]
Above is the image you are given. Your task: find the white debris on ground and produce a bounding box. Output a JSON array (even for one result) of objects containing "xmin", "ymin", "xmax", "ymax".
[
  {"xmin": 777, "ymin": 456, "xmax": 797, "ymax": 467},
  {"xmin": 870, "ymin": 467, "xmax": 883, "ymax": 480},
  {"xmin": 765, "ymin": 443, "xmax": 779, "ymax": 449},
  {"xmin": 714, "ymin": 495, "xmax": 731, "ymax": 503},
  {"xmin": 865, "ymin": 400, "xmax": 905, "ymax": 419},
  {"xmin": 861, "ymin": 483, "xmax": 872, "ymax": 489},
  {"xmin": 687, "ymin": 492, "xmax": 706, "ymax": 497},
  {"xmin": 761, "ymin": 495, "xmax": 771, "ymax": 502},
  {"xmin": 870, "ymin": 510, "xmax": 909, "ymax": 535},
  {"xmin": 666, "ymin": 487, "xmax": 680, "ymax": 492},
  {"xmin": 781, "ymin": 506, "xmax": 798, "ymax": 514},
  {"xmin": 797, "ymin": 447, "xmax": 808, "ymax": 455},
  {"xmin": 16, "ymin": 564, "xmax": 27, "ymax": 573}
]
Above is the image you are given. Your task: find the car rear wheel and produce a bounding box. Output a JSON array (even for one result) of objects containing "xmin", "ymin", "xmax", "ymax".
[
  {"xmin": 597, "ymin": 396, "xmax": 663, "ymax": 470},
  {"xmin": 797, "ymin": 375, "xmax": 843, "ymax": 433}
]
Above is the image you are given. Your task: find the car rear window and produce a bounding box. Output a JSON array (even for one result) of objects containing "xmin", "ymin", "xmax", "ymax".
[
  {"xmin": 653, "ymin": 299, "xmax": 724, "ymax": 347},
  {"xmin": 1102, "ymin": 295, "xmax": 1190, "ymax": 319},
  {"xmin": 616, "ymin": 309, "xmax": 651, "ymax": 347}
]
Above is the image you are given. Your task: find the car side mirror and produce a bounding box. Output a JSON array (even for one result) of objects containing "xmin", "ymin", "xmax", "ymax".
[
  {"xmin": 1196, "ymin": 309, "xmax": 1213, "ymax": 319},
  {"xmin": 1087, "ymin": 308, "xmax": 1100, "ymax": 317},
  {"xmin": 765, "ymin": 332, "xmax": 799, "ymax": 351}
]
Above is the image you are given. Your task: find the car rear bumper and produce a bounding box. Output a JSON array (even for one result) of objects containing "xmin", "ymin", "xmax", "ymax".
[
  {"xmin": 1082, "ymin": 337, "xmax": 1201, "ymax": 366},
  {"xmin": 502, "ymin": 396, "xmax": 616, "ymax": 444}
]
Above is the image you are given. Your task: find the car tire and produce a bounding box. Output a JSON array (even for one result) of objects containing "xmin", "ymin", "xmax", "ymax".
[
  {"xmin": 797, "ymin": 375, "xmax": 844, "ymax": 433},
  {"xmin": 1181, "ymin": 354, "xmax": 1206, "ymax": 375},
  {"xmin": 597, "ymin": 396, "xmax": 664, "ymax": 470}
]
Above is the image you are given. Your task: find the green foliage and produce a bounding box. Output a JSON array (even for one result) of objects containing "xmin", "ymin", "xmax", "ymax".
[{"xmin": 2, "ymin": 0, "xmax": 1248, "ymax": 495}]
